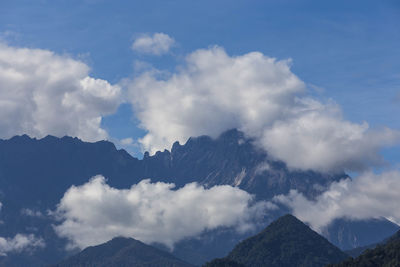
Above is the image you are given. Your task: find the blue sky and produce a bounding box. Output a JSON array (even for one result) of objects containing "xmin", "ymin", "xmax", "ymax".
[{"xmin": 1, "ymin": 0, "xmax": 399, "ymax": 163}]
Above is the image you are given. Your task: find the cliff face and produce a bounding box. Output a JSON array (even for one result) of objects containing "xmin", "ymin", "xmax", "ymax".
[{"xmin": 140, "ymin": 129, "xmax": 346, "ymax": 200}]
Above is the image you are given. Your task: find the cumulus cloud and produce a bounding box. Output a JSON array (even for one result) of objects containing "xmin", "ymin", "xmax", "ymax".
[
  {"xmin": 129, "ymin": 46, "xmax": 304, "ymax": 153},
  {"xmin": 128, "ymin": 46, "xmax": 399, "ymax": 172},
  {"xmin": 0, "ymin": 43, "xmax": 121, "ymax": 141},
  {"xmin": 132, "ymin": 33, "xmax": 175, "ymax": 55},
  {"xmin": 259, "ymin": 99, "xmax": 399, "ymax": 172},
  {"xmin": 0, "ymin": 234, "xmax": 44, "ymax": 256},
  {"xmin": 274, "ymin": 171, "xmax": 400, "ymax": 232},
  {"xmin": 54, "ymin": 175, "xmax": 272, "ymax": 249}
]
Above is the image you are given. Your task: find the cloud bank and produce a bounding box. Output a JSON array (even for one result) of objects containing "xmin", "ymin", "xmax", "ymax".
[
  {"xmin": 128, "ymin": 46, "xmax": 399, "ymax": 172},
  {"xmin": 54, "ymin": 175, "xmax": 271, "ymax": 249},
  {"xmin": 274, "ymin": 171, "xmax": 400, "ymax": 232},
  {"xmin": 0, "ymin": 43, "xmax": 121, "ymax": 141},
  {"xmin": 132, "ymin": 33, "xmax": 175, "ymax": 55},
  {"xmin": 2, "ymin": 40, "xmax": 398, "ymax": 173},
  {"xmin": 0, "ymin": 234, "xmax": 45, "ymax": 256}
]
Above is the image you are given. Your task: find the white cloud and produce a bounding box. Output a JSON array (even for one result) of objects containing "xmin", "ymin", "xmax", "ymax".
[
  {"xmin": 0, "ymin": 43, "xmax": 121, "ymax": 141},
  {"xmin": 129, "ymin": 46, "xmax": 304, "ymax": 154},
  {"xmin": 259, "ymin": 99, "xmax": 399, "ymax": 172},
  {"xmin": 0, "ymin": 234, "xmax": 45, "ymax": 256},
  {"xmin": 128, "ymin": 46, "xmax": 399, "ymax": 172},
  {"xmin": 132, "ymin": 33, "xmax": 175, "ymax": 55},
  {"xmin": 0, "ymin": 203, "xmax": 45, "ymax": 256},
  {"xmin": 54, "ymin": 175, "xmax": 272, "ymax": 249},
  {"xmin": 274, "ymin": 171, "xmax": 400, "ymax": 232}
]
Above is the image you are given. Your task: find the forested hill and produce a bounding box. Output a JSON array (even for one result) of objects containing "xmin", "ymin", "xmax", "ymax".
[
  {"xmin": 205, "ymin": 214, "xmax": 349, "ymax": 267},
  {"xmin": 53, "ymin": 237, "xmax": 193, "ymax": 267}
]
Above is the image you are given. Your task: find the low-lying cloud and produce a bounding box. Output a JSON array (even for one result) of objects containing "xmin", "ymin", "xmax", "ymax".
[
  {"xmin": 0, "ymin": 43, "xmax": 121, "ymax": 141},
  {"xmin": 54, "ymin": 175, "xmax": 272, "ymax": 249},
  {"xmin": 128, "ymin": 46, "xmax": 399, "ymax": 172},
  {"xmin": 0, "ymin": 234, "xmax": 45, "ymax": 256},
  {"xmin": 274, "ymin": 171, "xmax": 400, "ymax": 232}
]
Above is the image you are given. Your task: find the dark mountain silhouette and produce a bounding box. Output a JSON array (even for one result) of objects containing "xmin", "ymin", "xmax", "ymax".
[
  {"xmin": 205, "ymin": 214, "xmax": 349, "ymax": 267},
  {"xmin": 328, "ymin": 230, "xmax": 400, "ymax": 267},
  {"xmin": 52, "ymin": 237, "xmax": 193, "ymax": 267},
  {"xmin": 0, "ymin": 129, "xmax": 344, "ymax": 209}
]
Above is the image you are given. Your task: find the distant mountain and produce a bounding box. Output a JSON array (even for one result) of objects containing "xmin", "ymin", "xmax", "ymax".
[
  {"xmin": 205, "ymin": 214, "xmax": 349, "ymax": 267},
  {"xmin": 322, "ymin": 217, "xmax": 399, "ymax": 251},
  {"xmin": 0, "ymin": 129, "xmax": 344, "ymax": 210},
  {"xmin": 328, "ymin": 230, "xmax": 400, "ymax": 267},
  {"xmin": 149, "ymin": 129, "xmax": 346, "ymax": 200},
  {"xmin": 52, "ymin": 237, "xmax": 193, "ymax": 267}
]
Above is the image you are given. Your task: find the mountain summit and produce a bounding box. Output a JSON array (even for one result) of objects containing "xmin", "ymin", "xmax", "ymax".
[
  {"xmin": 53, "ymin": 237, "xmax": 193, "ymax": 267},
  {"xmin": 206, "ymin": 214, "xmax": 349, "ymax": 267}
]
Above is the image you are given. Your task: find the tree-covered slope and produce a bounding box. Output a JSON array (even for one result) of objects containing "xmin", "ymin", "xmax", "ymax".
[
  {"xmin": 328, "ymin": 230, "xmax": 400, "ymax": 267},
  {"xmin": 206, "ymin": 214, "xmax": 349, "ymax": 267}
]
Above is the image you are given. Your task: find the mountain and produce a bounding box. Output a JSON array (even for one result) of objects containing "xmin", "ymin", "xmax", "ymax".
[
  {"xmin": 0, "ymin": 130, "xmax": 394, "ymax": 266},
  {"xmin": 328, "ymin": 230, "xmax": 400, "ymax": 267},
  {"xmin": 148, "ymin": 129, "xmax": 346, "ymax": 200},
  {"xmin": 323, "ymin": 217, "xmax": 399, "ymax": 250},
  {"xmin": 345, "ymin": 243, "xmax": 379, "ymax": 258},
  {"xmin": 0, "ymin": 129, "xmax": 344, "ymax": 210},
  {"xmin": 52, "ymin": 237, "xmax": 193, "ymax": 267},
  {"xmin": 205, "ymin": 214, "xmax": 349, "ymax": 267}
]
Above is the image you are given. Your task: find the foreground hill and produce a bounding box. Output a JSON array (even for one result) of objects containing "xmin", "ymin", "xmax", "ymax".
[
  {"xmin": 53, "ymin": 237, "xmax": 193, "ymax": 267},
  {"xmin": 205, "ymin": 215, "xmax": 349, "ymax": 267},
  {"xmin": 328, "ymin": 230, "xmax": 400, "ymax": 267}
]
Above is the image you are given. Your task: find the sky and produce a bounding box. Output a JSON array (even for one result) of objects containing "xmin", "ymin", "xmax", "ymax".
[
  {"xmin": 1, "ymin": 0, "xmax": 399, "ymax": 163},
  {"xmin": 2, "ymin": 0, "xmax": 400, "ymax": 250}
]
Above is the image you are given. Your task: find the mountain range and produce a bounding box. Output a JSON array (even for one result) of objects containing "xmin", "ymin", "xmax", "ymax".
[
  {"xmin": 0, "ymin": 129, "xmax": 397, "ymax": 266},
  {"xmin": 55, "ymin": 214, "xmax": 400, "ymax": 267}
]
